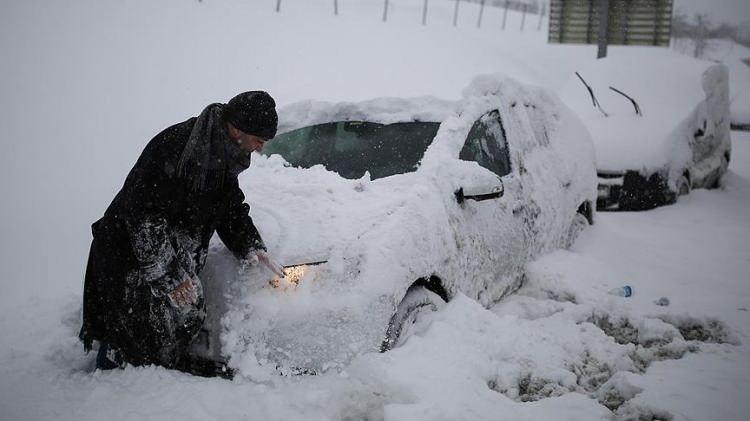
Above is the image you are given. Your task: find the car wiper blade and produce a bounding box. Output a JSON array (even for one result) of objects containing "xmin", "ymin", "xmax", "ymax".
[
  {"xmin": 575, "ymin": 72, "xmax": 609, "ymax": 117},
  {"xmin": 609, "ymin": 86, "xmax": 643, "ymax": 116},
  {"xmin": 282, "ymin": 260, "xmax": 328, "ymax": 269}
]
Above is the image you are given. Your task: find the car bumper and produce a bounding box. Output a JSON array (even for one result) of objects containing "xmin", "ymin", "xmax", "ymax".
[{"xmin": 597, "ymin": 169, "xmax": 675, "ymax": 211}]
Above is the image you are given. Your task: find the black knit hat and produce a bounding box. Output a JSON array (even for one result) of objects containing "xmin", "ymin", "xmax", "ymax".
[{"xmin": 224, "ymin": 91, "xmax": 278, "ymax": 139}]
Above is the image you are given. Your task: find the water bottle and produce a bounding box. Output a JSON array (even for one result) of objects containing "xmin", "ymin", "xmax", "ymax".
[{"xmin": 608, "ymin": 285, "xmax": 633, "ymax": 297}]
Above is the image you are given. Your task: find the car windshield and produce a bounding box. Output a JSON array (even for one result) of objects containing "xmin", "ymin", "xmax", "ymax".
[{"xmin": 261, "ymin": 121, "xmax": 441, "ymax": 180}]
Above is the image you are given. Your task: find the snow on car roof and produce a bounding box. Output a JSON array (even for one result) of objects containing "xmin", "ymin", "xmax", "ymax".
[
  {"xmin": 276, "ymin": 96, "xmax": 460, "ymax": 135},
  {"xmin": 559, "ymin": 49, "xmax": 722, "ymax": 172}
]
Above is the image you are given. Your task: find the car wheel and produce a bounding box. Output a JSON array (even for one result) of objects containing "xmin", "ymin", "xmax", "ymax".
[
  {"xmin": 710, "ymin": 153, "xmax": 730, "ymax": 189},
  {"xmin": 676, "ymin": 174, "xmax": 691, "ymax": 197},
  {"xmin": 562, "ymin": 212, "xmax": 589, "ymax": 249},
  {"xmin": 380, "ymin": 286, "xmax": 446, "ymax": 352}
]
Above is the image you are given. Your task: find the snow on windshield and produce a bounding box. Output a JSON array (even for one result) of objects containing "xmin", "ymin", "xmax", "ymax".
[{"xmin": 262, "ymin": 121, "xmax": 441, "ymax": 180}]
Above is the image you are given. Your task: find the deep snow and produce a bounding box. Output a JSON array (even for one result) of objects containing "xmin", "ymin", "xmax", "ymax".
[
  {"xmin": 2, "ymin": 0, "xmax": 750, "ymax": 420},
  {"xmin": 2, "ymin": 134, "xmax": 749, "ymax": 420}
]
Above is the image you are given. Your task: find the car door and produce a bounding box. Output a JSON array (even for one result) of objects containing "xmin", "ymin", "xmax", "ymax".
[
  {"xmin": 452, "ymin": 109, "xmax": 528, "ymax": 305},
  {"xmin": 513, "ymin": 102, "xmax": 558, "ymax": 257}
]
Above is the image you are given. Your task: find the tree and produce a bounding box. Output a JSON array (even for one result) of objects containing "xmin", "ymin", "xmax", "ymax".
[{"xmin": 692, "ymin": 13, "xmax": 710, "ymax": 59}]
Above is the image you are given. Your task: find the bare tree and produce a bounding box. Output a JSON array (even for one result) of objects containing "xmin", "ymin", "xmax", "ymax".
[
  {"xmin": 672, "ymin": 10, "xmax": 744, "ymax": 59},
  {"xmin": 692, "ymin": 13, "xmax": 710, "ymax": 59}
]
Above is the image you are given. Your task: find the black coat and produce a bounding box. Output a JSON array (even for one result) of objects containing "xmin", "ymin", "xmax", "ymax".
[{"xmin": 80, "ymin": 116, "xmax": 265, "ymax": 362}]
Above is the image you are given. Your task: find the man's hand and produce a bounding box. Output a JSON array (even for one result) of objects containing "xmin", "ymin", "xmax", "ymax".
[
  {"xmin": 248, "ymin": 250, "xmax": 285, "ymax": 278},
  {"xmin": 168, "ymin": 279, "xmax": 199, "ymax": 307}
]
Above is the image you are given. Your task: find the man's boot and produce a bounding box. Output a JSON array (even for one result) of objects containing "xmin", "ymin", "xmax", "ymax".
[{"xmin": 96, "ymin": 342, "xmax": 124, "ymax": 370}]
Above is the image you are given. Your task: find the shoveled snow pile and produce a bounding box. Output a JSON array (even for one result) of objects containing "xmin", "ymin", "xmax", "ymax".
[
  {"xmin": 672, "ymin": 38, "xmax": 750, "ymax": 126},
  {"xmin": 559, "ymin": 48, "xmax": 730, "ymax": 172},
  {"xmin": 704, "ymin": 40, "xmax": 750, "ymax": 126}
]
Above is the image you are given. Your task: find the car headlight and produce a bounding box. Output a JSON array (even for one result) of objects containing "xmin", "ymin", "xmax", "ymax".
[{"xmin": 269, "ymin": 260, "xmax": 328, "ymax": 289}]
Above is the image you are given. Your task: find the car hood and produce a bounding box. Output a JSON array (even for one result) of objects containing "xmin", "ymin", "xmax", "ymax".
[
  {"xmin": 239, "ymin": 154, "xmax": 431, "ymax": 268},
  {"xmin": 559, "ymin": 49, "xmax": 721, "ymax": 173}
]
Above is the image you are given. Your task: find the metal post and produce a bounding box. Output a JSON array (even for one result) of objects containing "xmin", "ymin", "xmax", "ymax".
[
  {"xmin": 586, "ymin": 0, "xmax": 594, "ymax": 43},
  {"xmin": 334, "ymin": 0, "xmax": 338, "ymax": 16},
  {"xmin": 477, "ymin": 0, "xmax": 485, "ymax": 28},
  {"xmin": 651, "ymin": 0, "xmax": 659, "ymax": 46},
  {"xmin": 453, "ymin": 0, "xmax": 460, "ymax": 27},
  {"xmin": 537, "ymin": 1, "xmax": 545, "ymax": 31},
  {"xmin": 383, "ymin": 0, "xmax": 388, "ymax": 22},
  {"xmin": 597, "ymin": 0, "xmax": 610, "ymax": 58},
  {"xmin": 502, "ymin": 0, "xmax": 509, "ymax": 30},
  {"xmin": 521, "ymin": 3, "xmax": 527, "ymax": 31},
  {"xmin": 276, "ymin": 0, "xmax": 281, "ymax": 13},
  {"xmin": 423, "ymin": 0, "xmax": 429, "ymax": 25}
]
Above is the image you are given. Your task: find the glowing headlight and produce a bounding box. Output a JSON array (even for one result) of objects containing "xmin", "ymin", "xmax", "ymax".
[{"xmin": 269, "ymin": 264, "xmax": 309, "ymax": 289}]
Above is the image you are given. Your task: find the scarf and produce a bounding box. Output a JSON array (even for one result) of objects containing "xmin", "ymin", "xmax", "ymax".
[{"xmin": 176, "ymin": 103, "xmax": 252, "ymax": 192}]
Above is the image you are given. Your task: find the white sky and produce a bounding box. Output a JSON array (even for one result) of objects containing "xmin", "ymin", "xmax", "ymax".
[{"xmin": 673, "ymin": 0, "xmax": 750, "ymax": 26}]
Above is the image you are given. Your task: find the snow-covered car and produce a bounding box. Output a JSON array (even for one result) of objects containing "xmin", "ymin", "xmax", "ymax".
[
  {"xmin": 559, "ymin": 50, "xmax": 732, "ymax": 211},
  {"xmin": 194, "ymin": 75, "xmax": 596, "ymax": 375}
]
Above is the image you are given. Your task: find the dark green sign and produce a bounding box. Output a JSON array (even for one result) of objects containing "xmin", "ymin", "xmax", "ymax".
[{"xmin": 549, "ymin": 0, "xmax": 673, "ymax": 50}]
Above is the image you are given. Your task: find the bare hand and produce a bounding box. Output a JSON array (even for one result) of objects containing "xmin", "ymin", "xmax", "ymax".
[{"xmin": 168, "ymin": 279, "xmax": 198, "ymax": 307}]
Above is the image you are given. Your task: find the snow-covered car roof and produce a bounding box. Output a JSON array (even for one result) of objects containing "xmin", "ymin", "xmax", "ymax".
[
  {"xmin": 276, "ymin": 96, "xmax": 460, "ymax": 134},
  {"xmin": 559, "ymin": 49, "xmax": 726, "ymax": 172}
]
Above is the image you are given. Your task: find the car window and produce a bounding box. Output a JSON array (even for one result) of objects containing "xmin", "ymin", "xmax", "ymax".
[
  {"xmin": 262, "ymin": 121, "xmax": 441, "ymax": 180},
  {"xmin": 459, "ymin": 110, "xmax": 512, "ymax": 177}
]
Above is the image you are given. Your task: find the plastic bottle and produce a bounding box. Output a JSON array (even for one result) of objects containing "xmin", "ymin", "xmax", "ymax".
[{"xmin": 608, "ymin": 285, "xmax": 633, "ymax": 297}]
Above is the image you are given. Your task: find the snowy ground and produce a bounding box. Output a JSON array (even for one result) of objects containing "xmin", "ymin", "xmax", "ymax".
[
  {"xmin": 2, "ymin": 1, "xmax": 750, "ymax": 420},
  {"xmin": 1, "ymin": 133, "xmax": 748, "ymax": 420}
]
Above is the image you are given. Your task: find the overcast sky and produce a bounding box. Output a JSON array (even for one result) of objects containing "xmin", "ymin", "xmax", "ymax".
[{"xmin": 673, "ymin": 0, "xmax": 750, "ymax": 26}]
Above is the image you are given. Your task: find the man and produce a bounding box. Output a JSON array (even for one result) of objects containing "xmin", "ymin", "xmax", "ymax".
[{"xmin": 80, "ymin": 91, "xmax": 285, "ymax": 376}]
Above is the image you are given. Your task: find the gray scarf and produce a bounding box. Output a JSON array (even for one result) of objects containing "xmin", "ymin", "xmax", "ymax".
[{"xmin": 176, "ymin": 103, "xmax": 252, "ymax": 192}]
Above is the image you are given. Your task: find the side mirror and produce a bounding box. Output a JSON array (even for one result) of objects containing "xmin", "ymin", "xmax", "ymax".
[{"xmin": 455, "ymin": 181, "xmax": 504, "ymax": 204}]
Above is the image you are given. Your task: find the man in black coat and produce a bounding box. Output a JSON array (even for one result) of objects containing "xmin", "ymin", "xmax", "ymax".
[{"xmin": 80, "ymin": 91, "xmax": 285, "ymax": 374}]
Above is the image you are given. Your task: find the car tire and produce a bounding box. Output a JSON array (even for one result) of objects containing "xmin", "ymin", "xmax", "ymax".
[
  {"xmin": 380, "ymin": 286, "xmax": 446, "ymax": 352},
  {"xmin": 710, "ymin": 153, "xmax": 730, "ymax": 189},
  {"xmin": 676, "ymin": 174, "xmax": 691, "ymax": 197},
  {"xmin": 562, "ymin": 212, "xmax": 589, "ymax": 249}
]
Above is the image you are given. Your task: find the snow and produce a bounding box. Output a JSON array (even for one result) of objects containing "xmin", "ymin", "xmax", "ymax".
[
  {"xmin": 276, "ymin": 96, "xmax": 459, "ymax": 133},
  {"xmin": 558, "ymin": 49, "xmax": 729, "ymax": 173},
  {"xmin": 2, "ymin": 0, "xmax": 750, "ymax": 420},
  {"xmin": 693, "ymin": 39, "xmax": 750, "ymax": 126},
  {"xmin": 671, "ymin": 37, "xmax": 750, "ymax": 126}
]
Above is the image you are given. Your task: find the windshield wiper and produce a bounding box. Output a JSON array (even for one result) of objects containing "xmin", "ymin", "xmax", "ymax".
[
  {"xmin": 609, "ymin": 86, "xmax": 643, "ymax": 116},
  {"xmin": 575, "ymin": 72, "xmax": 609, "ymax": 117}
]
